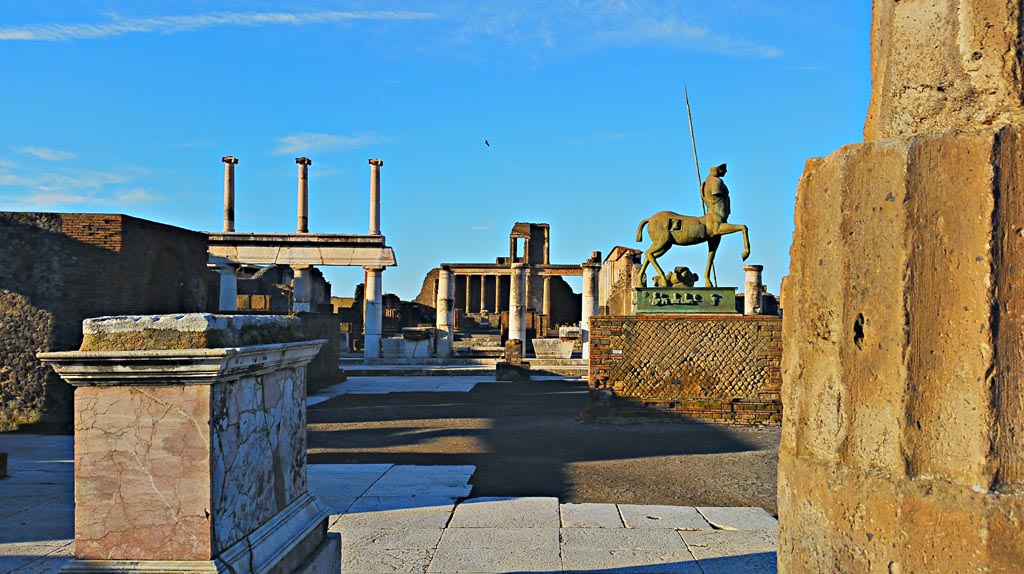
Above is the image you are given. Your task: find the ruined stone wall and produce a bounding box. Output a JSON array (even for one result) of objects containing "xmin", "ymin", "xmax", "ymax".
[
  {"xmin": 0, "ymin": 213, "xmax": 209, "ymax": 429},
  {"xmin": 589, "ymin": 315, "xmax": 781, "ymax": 425}
]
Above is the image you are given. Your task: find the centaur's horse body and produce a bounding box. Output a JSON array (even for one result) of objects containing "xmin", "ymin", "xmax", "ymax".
[{"xmin": 636, "ymin": 211, "xmax": 750, "ymax": 287}]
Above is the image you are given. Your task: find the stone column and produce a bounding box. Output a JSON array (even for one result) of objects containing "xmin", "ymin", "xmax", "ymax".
[
  {"xmin": 295, "ymin": 157, "xmax": 311, "ymax": 233},
  {"xmin": 464, "ymin": 275, "xmax": 472, "ymax": 312},
  {"xmin": 743, "ymin": 264, "xmax": 764, "ymax": 315},
  {"xmin": 363, "ymin": 267, "xmax": 383, "ymax": 359},
  {"xmin": 479, "ymin": 274, "xmax": 487, "ymax": 315},
  {"xmin": 292, "ymin": 265, "xmax": 312, "ymax": 312},
  {"xmin": 368, "ymin": 158, "xmax": 383, "ymax": 236},
  {"xmin": 435, "ymin": 268, "xmax": 454, "ymax": 358},
  {"xmin": 38, "ymin": 314, "xmax": 339, "ymax": 574},
  {"xmin": 581, "ymin": 260, "xmax": 601, "ymax": 359},
  {"xmin": 542, "ymin": 275, "xmax": 552, "ymax": 327},
  {"xmin": 215, "ymin": 264, "xmax": 238, "ymax": 312},
  {"xmin": 491, "ymin": 275, "xmax": 500, "ymax": 313},
  {"xmin": 508, "ymin": 263, "xmax": 527, "ymax": 355},
  {"xmin": 222, "ymin": 156, "xmax": 237, "ymax": 233}
]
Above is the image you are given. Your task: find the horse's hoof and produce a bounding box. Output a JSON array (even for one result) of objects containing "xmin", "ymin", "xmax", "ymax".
[{"xmin": 741, "ymin": 251, "xmax": 750, "ymax": 261}]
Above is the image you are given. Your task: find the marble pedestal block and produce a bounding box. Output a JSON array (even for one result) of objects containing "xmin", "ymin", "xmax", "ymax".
[{"xmin": 39, "ymin": 314, "xmax": 340, "ymax": 574}]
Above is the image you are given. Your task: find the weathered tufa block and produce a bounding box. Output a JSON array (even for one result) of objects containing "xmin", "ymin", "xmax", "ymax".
[
  {"xmin": 780, "ymin": 125, "xmax": 1024, "ymax": 573},
  {"xmin": 865, "ymin": 0, "xmax": 1024, "ymax": 140},
  {"xmin": 39, "ymin": 314, "xmax": 339, "ymax": 574}
]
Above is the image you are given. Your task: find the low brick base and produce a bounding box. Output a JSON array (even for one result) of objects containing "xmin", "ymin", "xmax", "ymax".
[{"xmin": 589, "ymin": 314, "xmax": 782, "ymax": 425}]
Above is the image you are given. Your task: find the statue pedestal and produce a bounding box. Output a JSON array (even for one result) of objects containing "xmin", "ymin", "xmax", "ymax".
[{"xmin": 632, "ymin": 287, "xmax": 738, "ymax": 314}]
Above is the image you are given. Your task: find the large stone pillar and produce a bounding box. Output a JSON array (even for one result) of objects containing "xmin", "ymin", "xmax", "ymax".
[
  {"xmin": 464, "ymin": 275, "xmax": 472, "ymax": 312},
  {"xmin": 292, "ymin": 265, "xmax": 312, "ymax": 312},
  {"xmin": 581, "ymin": 259, "xmax": 600, "ymax": 359},
  {"xmin": 222, "ymin": 156, "xmax": 237, "ymax": 232},
  {"xmin": 296, "ymin": 157, "xmax": 311, "ymax": 233},
  {"xmin": 215, "ymin": 263, "xmax": 238, "ymax": 312},
  {"xmin": 435, "ymin": 268, "xmax": 454, "ymax": 358},
  {"xmin": 779, "ymin": 3, "xmax": 1024, "ymax": 573},
  {"xmin": 743, "ymin": 264, "xmax": 764, "ymax": 316},
  {"xmin": 38, "ymin": 315, "xmax": 339, "ymax": 574},
  {"xmin": 363, "ymin": 267, "xmax": 383, "ymax": 359},
  {"xmin": 368, "ymin": 158, "xmax": 382, "ymax": 236},
  {"xmin": 508, "ymin": 263, "xmax": 527, "ymax": 354}
]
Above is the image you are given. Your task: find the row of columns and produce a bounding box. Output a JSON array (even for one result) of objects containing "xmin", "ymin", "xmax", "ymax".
[{"xmin": 215, "ymin": 157, "xmax": 388, "ymax": 360}]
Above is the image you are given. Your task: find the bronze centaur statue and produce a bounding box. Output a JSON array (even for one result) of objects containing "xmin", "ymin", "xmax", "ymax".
[{"xmin": 635, "ymin": 164, "xmax": 750, "ymax": 287}]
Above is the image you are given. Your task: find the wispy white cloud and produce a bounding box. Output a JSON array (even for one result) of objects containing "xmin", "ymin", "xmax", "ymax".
[
  {"xmin": 597, "ymin": 17, "xmax": 782, "ymax": 58},
  {"xmin": 445, "ymin": 1, "xmax": 781, "ymax": 60},
  {"xmin": 273, "ymin": 132, "xmax": 391, "ymax": 155},
  {"xmin": 0, "ymin": 10, "xmax": 438, "ymax": 42},
  {"xmin": 15, "ymin": 146, "xmax": 76, "ymax": 161},
  {"xmin": 0, "ymin": 164, "xmax": 158, "ymax": 209},
  {"xmin": 472, "ymin": 225, "xmax": 490, "ymax": 231}
]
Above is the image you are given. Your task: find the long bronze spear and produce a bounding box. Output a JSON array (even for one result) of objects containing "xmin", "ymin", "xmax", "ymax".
[{"xmin": 684, "ymin": 85, "xmax": 717, "ymax": 286}]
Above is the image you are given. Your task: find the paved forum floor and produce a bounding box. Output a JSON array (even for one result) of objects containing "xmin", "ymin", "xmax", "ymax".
[{"xmin": 1, "ymin": 374, "xmax": 779, "ymax": 573}]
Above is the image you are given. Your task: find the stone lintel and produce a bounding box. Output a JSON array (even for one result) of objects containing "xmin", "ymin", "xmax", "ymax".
[
  {"xmin": 38, "ymin": 340, "xmax": 326, "ymax": 386},
  {"xmin": 208, "ymin": 243, "xmax": 396, "ymax": 267}
]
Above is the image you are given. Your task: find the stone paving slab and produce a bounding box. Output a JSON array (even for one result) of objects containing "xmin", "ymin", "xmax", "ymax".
[
  {"xmin": 447, "ymin": 496, "xmax": 560, "ymax": 529},
  {"xmin": 560, "ymin": 502, "xmax": 624, "ymax": 528},
  {"xmin": 618, "ymin": 504, "xmax": 711, "ymax": 530},
  {"xmin": 337, "ymin": 503, "xmax": 458, "ymax": 530},
  {"xmin": 428, "ymin": 546, "xmax": 563, "ymax": 573},
  {"xmin": 680, "ymin": 530, "xmax": 778, "ymax": 574},
  {"xmin": 342, "ymin": 546, "xmax": 435, "ymax": 574},
  {"xmin": 560, "ymin": 547, "xmax": 702, "ymax": 574},
  {"xmin": 559, "ymin": 528, "xmax": 689, "ymax": 551},
  {"xmin": 437, "ymin": 527, "xmax": 560, "ymax": 550},
  {"xmin": 340, "ymin": 527, "xmax": 446, "ymax": 549},
  {"xmin": 696, "ymin": 506, "xmax": 778, "ymax": 531}
]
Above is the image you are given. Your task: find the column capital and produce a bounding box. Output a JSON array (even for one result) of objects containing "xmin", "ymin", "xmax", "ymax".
[
  {"xmin": 368, "ymin": 158, "xmax": 383, "ymax": 167},
  {"xmin": 222, "ymin": 155, "xmax": 238, "ymax": 165},
  {"xmin": 364, "ymin": 266, "xmax": 385, "ymax": 273},
  {"xmin": 295, "ymin": 157, "xmax": 312, "ymax": 166},
  {"xmin": 743, "ymin": 264, "xmax": 764, "ymax": 272}
]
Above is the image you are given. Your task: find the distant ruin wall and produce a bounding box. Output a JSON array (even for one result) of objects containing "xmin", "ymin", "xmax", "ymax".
[
  {"xmin": 588, "ymin": 314, "xmax": 781, "ymax": 425},
  {"xmin": 779, "ymin": 125, "xmax": 1024, "ymax": 572},
  {"xmin": 0, "ymin": 213, "xmax": 209, "ymax": 429}
]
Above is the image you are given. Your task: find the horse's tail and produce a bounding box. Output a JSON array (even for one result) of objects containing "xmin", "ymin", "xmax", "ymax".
[{"xmin": 635, "ymin": 218, "xmax": 649, "ymax": 242}]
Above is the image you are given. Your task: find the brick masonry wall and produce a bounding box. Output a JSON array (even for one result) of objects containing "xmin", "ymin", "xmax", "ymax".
[
  {"xmin": 589, "ymin": 314, "xmax": 782, "ymax": 425},
  {"xmin": 0, "ymin": 213, "xmax": 210, "ymax": 429}
]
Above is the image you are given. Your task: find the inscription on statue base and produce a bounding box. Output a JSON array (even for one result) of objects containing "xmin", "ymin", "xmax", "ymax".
[{"xmin": 633, "ymin": 287, "xmax": 738, "ymax": 314}]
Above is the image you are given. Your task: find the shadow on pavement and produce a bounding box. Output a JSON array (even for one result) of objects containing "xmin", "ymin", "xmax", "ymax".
[{"xmin": 307, "ymin": 378, "xmax": 779, "ymax": 508}]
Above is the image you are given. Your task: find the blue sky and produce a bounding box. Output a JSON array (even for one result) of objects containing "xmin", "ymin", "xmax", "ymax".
[{"xmin": 0, "ymin": 1, "xmax": 871, "ymax": 300}]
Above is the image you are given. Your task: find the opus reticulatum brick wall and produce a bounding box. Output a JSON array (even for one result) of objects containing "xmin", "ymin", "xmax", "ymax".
[{"xmin": 588, "ymin": 314, "xmax": 782, "ymax": 424}]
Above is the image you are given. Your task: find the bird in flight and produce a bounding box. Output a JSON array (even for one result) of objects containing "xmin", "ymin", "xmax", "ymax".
[{"xmin": 484, "ymin": 140, "xmax": 490, "ymax": 147}]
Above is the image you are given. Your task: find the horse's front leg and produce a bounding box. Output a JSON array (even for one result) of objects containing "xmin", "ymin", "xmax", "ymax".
[{"xmin": 714, "ymin": 222, "xmax": 750, "ymax": 260}]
